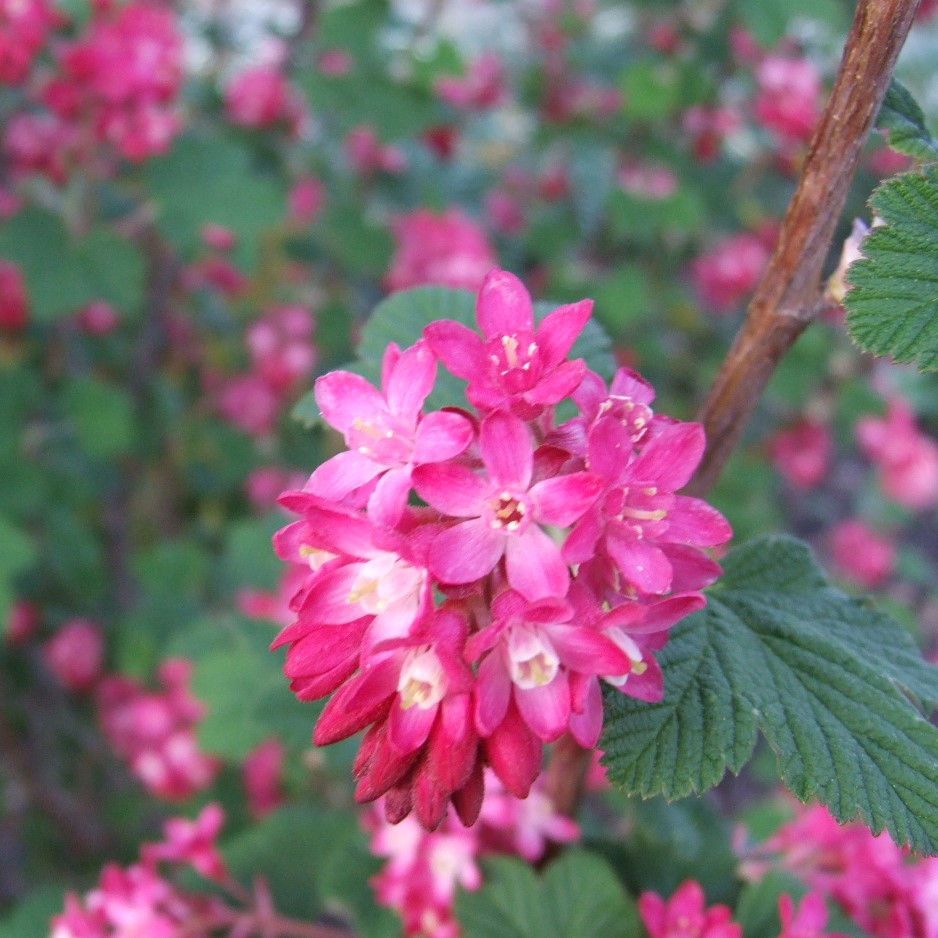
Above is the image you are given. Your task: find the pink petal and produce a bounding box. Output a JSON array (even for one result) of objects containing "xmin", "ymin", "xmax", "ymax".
[
  {"xmin": 480, "ymin": 410, "xmax": 533, "ymax": 489},
  {"xmin": 530, "ymin": 472, "xmax": 603, "ymax": 527},
  {"xmin": 429, "ymin": 518, "xmax": 504, "ymax": 584},
  {"xmin": 548, "ymin": 625, "xmax": 633, "ymax": 675},
  {"xmin": 523, "ymin": 359, "xmax": 587, "ymax": 406},
  {"xmin": 477, "ymin": 269, "xmax": 533, "ymax": 338},
  {"xmin": 475, "ymin": 651, "xmax": 512, "ymax": 735},
  {"xmin": 605, "ymin": 530, "xmax": 672, "ymax": 595},
  {"xmin": 535, "ymin": 299, "xmax": 593, "ymax": 366},
  {"xmin": 515, "ymin": 672, "xmax": 570, "ymax": 742},
  {"xmin": 307, "ymin": 450, "xmax": 383, "ymax": 500},
  {"xmin": 621, "ymin": 653, "xmax": 664, "ymax": 702},
  {"xmin": 666, "ymin": 496, "xmax": 733, "ymax": 546},
  {"xmin": 315, "ymin": 371, "xmax": 387, "ymax": 434},
  {"xmin": 423, "ymin": 320, "xmax": 488, "ymax": 381},
  {"xmin": 367, "ymin": 467, "xmax": 412, "ymax": 528},
  {"xmin": 630, "ymin": 421, "xmax": 705, "ymax": 490},
  {"xmin": 299, "ymin": 565, "xmax": 373, "ymax": 623},
  {"xmin": 568, "ymin": 677, "xmax": 603, "ymax": 747},
  {"xmin": 664, "ymin": 544, "xmax": 724, "ymax": 592},
  {"xmin": 587, "ymin": 416, "xmax": 634, "ymax": 482},
  {"xmin": 505, "ymin": 526, "xmax": 570, "ymax": 600},
  {"xmin": 283, "ymin": 621, "xmax": 365, "ymax": 678},
  {"xmin": 412, "ymin": 410, "xmax": 474, "ymax": 464},
  {"xmin": 483, "ymin": 699, "xmax": 542, "ymax": 798},
  {"xmin": 389, "ymin": 697, "xmax": 437, "ymax": 753},
  {"xmin": 412, "ymin": 461, "xmax": 488, "ymax": 516},
  {"xmin": 385, "ymin": 339, "xmax": 437, "ymax": 421},
  {"xmin": 562, "ymin": 509, "xmax": 602, "ymax": 564}
]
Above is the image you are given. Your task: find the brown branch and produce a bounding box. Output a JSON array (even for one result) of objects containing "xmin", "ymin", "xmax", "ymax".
[
  {"xmin": 687, "ymin": 0, "xmax": 922, "ymax": 497},
  {"xmin": 544, "ymin": 0, "xmax": 922, "ymax": 821}
]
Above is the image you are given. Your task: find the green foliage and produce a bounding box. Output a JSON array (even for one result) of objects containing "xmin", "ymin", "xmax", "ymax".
[
  {"xmin": 732, "ymin": 0, "xmax": 848, "ymax": 46},
  {"xmin": 601, "ymin": 536, "xmax": 938, "ymax": 854},
  {"xmin": 876, "ymin": 80, "xmax": 938, "ymax": 163},
  {"xmin": 0, "ymin": 209, "xmax": 144, "ymax": 320},
  {"xmin": 845, "ymin": 167, "xmax": 938, "ymax": 370},
  {"xmin": 61, "ymin": 377, "xmax": 135, "ymax": 459},
  {"xmin": 0, "ymin": 886, "xmax": 66, "ymax": 937},
  {"xmin": 145, "ymin": 135, "xmax": 287, "ymax": 266},
  {"xmin": 293, "ymin": 284, "xmax": 617, "ymax": 424},
  {"xmin": 0, "ymin": 514, "xmax": 36, "ymax": 629},
  {"xmin": 455, "ymin": 851, "xmax": 640, "ymax": 938}
]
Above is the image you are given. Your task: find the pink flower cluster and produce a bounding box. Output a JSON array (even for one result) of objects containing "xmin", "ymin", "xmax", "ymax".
[
  {"xmin": 753, "ymin": 54, "xmax": 822, "ymax": 148},
  {"xmin": 44, "ymin": 2, "xmax": 184, "ymax": 163},
  {"xmin": 0, "ymin": 0, "xmax": 56, "ymax": 84},
  {"xmin": 746, "ymin": 804, "xmax": 938, "ymax": 938},
  {"xmin": 224, "ymin": 64, "xmax": 306, "ymax": 133},
  {"xmin": 640, "ymin": 880, "xmax": 844, "ymax": 938},
  {"xmin": 368, "ymin": 769, "xmax": 579, "ymax": 938},
  {"xmin": 345, "ymin": 125, "xmax": 408, "ymax": 176},
  {"xmin": 768, "ymin": 419, "xmax": 833, "ymax": 490},
  {"xmin": 691, "ymin": 228, "xmax": 773, "ymax": 314},
  {"xmin": 44, "ymin": 618, "xmax": 105, "ymax": 693},
  {"xmin": 96, "ymin": 659, "xmax": 219, "ymax": 801},
  {"xmin": 386, "ymin": 209, "xmax": 497, "ymax": 294},
  {"xmin": 51, "ymin": 804, "xmax": 228, "ymax": 938},
  {"xmin": 0, "ymin": 260, "xmax": 28, "ymax": 332},
  {"xmin": 273, "ymin": 268, "xmax": 731, "ymax": 828},
  {"xmin": 216, "ymin": 305, "xmax": 318, "ymax": 438},
  {"xmin": 436, "ymin": 53, "xmax": 505, "ymax": 111},
  {"xmin": 856, "ymin": 397, "xmax": 938, "ymax": 511}
]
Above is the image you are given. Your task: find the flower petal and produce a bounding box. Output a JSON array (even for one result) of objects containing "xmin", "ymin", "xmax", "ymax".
[
  {"xmin": 605, "ymin": 530, "xmax": 673, "ymax": 595},
  {"xmin": 385, "ymin": 339, "xmax": 437, "ymax": 421},
  {"xmin": 315, "ymin": 371, "xmax": 387, "ymax": 434},
  {"xmin": 534, "ymin": 299, "xmax": 592, "ymax": 366},
  {"xmin": 666, "ymin": 496, "xmax": 733, "ymax": 546},
  {"xmin": 306, "ymin": 450, "xmax": 383, "ymax": 501},
  {"xmin": 483, "ymin": 698, "xmax": 542, "ymax": 798},
  {"xmin": 412, "ymin": 410, "xmax": 474, "ymax": 464},
  {"xmin": 477, "ymin": 268, "xmax": 533, "ymax": 338},
  {"xmin": 505, "ymin": 526, "xmax": 570, "ymax": 600},
  {"xmin": 412, "ymin": 461, "xmax": 488, "ymax": 516},
  {"xmin": 630, "ymin": 421, "xmax": 705, "ymax": 490},
  {"xmin": 423, "ymin": 320, "xmax": 488, "ymax": 381},
  {"xmin": 480, "ymin": 410, "xmax": 533, "ymax": 489},
  {"xmin": 548, "ymin": 625, "xmax": 633, "ymax": 675},
  {"xmin": 515, "ymin": 672, "xmax": 569, "ymax": 742},
  {"xmin": 475, "ymin": 651, "xmax": 511, "ymax": 735},
  {"xmin": 530, "ymin": 472, "xmax": 603, "ymax": 527},
  {"xmin": 429, "ymin": 518, "xmax": 504, "ymax": 584}
]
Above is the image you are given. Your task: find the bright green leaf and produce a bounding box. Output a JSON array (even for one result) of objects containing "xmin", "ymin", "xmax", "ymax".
[
  {"xmin": 602, "ymin": 536, "xmax": 938, "ymax": 854},
  {"xmin": 456, "ymin": 851, "xmax": 639, "ymax": 938},
  {"xmin": 846, "ymin": 168, "xmax": 938, "ymax": 370},
  {"xmin": 145, "ymin": 134, "xmax": 286, "ymax": 266},
  {"xmin": 876, "ymin": 80, "xmax": 938, "ymax": 163}
]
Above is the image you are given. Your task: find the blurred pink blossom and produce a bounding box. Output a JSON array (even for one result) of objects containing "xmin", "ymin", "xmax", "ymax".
[
  {"xmin": 828, "ymin": 519, "xmax": 895, "ymax": 589},
  {"xmin": 44, "ymin": 619, "xmax": 105, "ymax": 693}
]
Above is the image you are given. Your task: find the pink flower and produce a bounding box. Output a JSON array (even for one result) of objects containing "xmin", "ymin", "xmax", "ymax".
[
  {"xmin": 618, "ymin": 161, "xmax": 679, "ymax": 200},
  {"xmin": 856, "ymin": 397, "xmax": 938, "ymax": 510},
  {"xmin": 96, "ymin": 659, "xmax": 219, "ymax": 800},
  {"xmin": 143, "ymin": 803, "xmax": 228, "ymax": 881},
  {"xmin": 828, "ymin": 519, "xmax": 895, "ymax": 590},
  {"xmin": 225, "ymin": 65, "xmax": 304, "ymax": 131},
  {"xmin": 424, "ymin": 268, "xmax": 592, "ymax": 419},
  {"xmin": 683, "ymin": 105, "xmax": 740, "ymax": 162},
  {"xmin": 44, "ymin": 619, "xmax": 105, "ymax": 693},
  {"xmin": 692, "ymin": 231, "xmax": 771, "ymax": 314},
  {"xmin": 414, "ymin": 409, "xmax": 602, "ymax": 600},
  {"xmin": 778, "ymin": 892, "xmax": 849, "ymax": 938},
  {"xmin": 345, "ymin": 125, "xmax": 407, "ymax": 175},
  {"xmin": 288, "ymin": 175, "xmax": 325, "ymax": 224},
  {"xmin": 753, "ymin": 55, "xmax": 822, "ymax": 146},
  {"xmin": 436, "ymin": 52, "xmax": 505, "ymax": 110},
  {"xmin": 386, "ymin": 209, "xmax": 497, "ymax": 293},
  {"xmin": 75, "ymin": 300, "xmax": 121, "ymax": 336},
  {"xmin": 307, "ymin": 339, "xmax": 473, "ymax": 526},
  {"xmin": 639, "ymin": 880, "xmax": 742, "ymax": 938},
  {"xmin": 0, "ymin": 0, "xmax": 56, "ymax": 85},
  {"xmin": 0, "ymin": 260, "xmax": 28, "ymax": 331},
  {"xmin": 5, "ymin": 600, "xmax": 39, "ymax": 645},
  {"xmin": 467, "ymin": 590, "xmax": 631, "ymax": 753},
  {"xmin": 769, "ymin": 419, "xmax": 833, "ymax": 489},
  {"xmin": 242, "ymin": 737, "xmax": 285, "ymax": 819}
]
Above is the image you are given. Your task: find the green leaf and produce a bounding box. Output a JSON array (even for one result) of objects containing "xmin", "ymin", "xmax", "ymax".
[
  {"xmin": 62, "ymin": 377, "xmax": 135, "ymax": 459},
  {"xmin": 735, "ymin": 871, "xmax": 806, "ymax": 938},
  {"xmin": 293, "ymin": 285, "xmax": 618, "ymax": 423},
  {"xmin": 145, "ymin": 134, "xmax": 286, "ymax": 266},
  {"xmin": 0, "ymin": 513, "xmax": 36, "ymax": 628},
  {"xmin": 876, "ymin": 79, "xmax": 938, "ymax": 162},
  {"xmin": 456, "ymin": 851, "xmax": 639, "ymax": 938},
  {"xmin": 0, "ymin": 886, "xmax": 67, "ymax": 938},
  {"xmin": 0, "ymin": 209, "xmax": 144, "ymax": 320},
  {"xmin": 601, "ymin": 536, "xmax": 938, "ymax": 854},
  {"xmin": 845, "ymin": 167, "xmax": 938, "ymax": 370},
  {"xmin": 732, "ymin": 0, "xmax": 848, "ymax": 45}
]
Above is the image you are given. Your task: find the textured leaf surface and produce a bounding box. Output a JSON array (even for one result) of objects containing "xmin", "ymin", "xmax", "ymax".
[
  {"xmin": 602, "ymin": 536, "xmax": 938, "ymax": 854},
  {"xmin": 845, "ymin": 168, "xmax": 938, "ymax": 370},
  {"xmin": 877, "ymin": 80, "xmax": 938, "ymax": 162},
  {"xmin": 293, "ymin": 285, "xmax": 616, "ymax": 424},
  {"xmin": 456, "ymin": 851, "xmax": 639, "ymax": 938}
]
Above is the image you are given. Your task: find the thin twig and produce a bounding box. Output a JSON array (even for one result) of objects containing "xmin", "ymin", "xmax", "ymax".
[
  {"xmin": 687, "ymin": 0, "xmax": 922, "ymax": 497},
  {"xmin": 544, "ymin": 0, "xmax": 922, "ymax": 820}
]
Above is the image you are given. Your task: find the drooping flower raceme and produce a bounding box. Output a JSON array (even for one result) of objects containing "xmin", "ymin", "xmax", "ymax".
[{"xmin": 273, "ymin": 268, "xmax": 731, "ymax": 829}]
